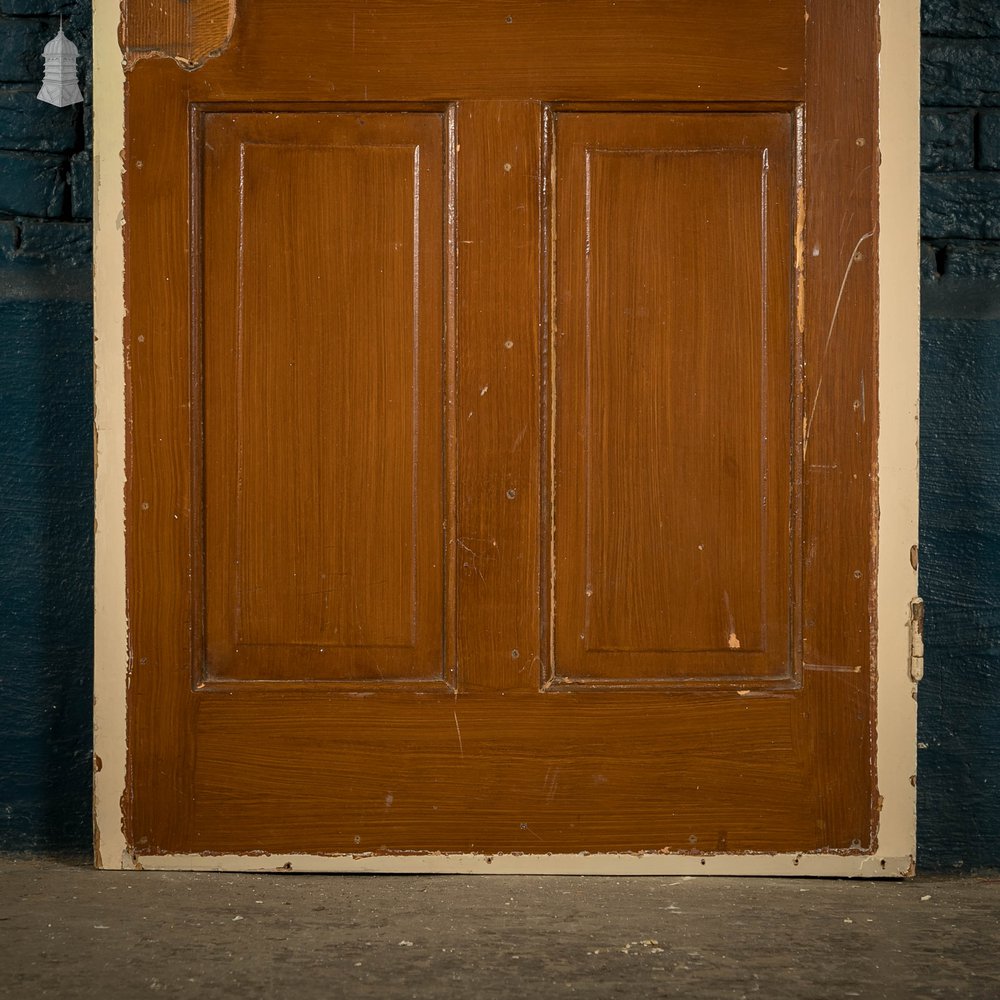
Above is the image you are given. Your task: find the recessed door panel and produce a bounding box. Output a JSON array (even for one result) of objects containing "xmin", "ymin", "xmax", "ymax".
[
  {"xmin": 198, "ymin": 110, "xmax": 452, "ymax": 684},
  {"xmin": 549, "ymin": 112, "xmax": 798, "ymax": 685}
]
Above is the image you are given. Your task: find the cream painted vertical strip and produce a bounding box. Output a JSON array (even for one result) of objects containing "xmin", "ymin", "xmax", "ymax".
[
  {"xmin": 875, "ymin": 0, "xmax": 921, "ymax": 870},
  {"xmin": 92, "ymin": 0, "xmax": 128, "ymax": 869}
]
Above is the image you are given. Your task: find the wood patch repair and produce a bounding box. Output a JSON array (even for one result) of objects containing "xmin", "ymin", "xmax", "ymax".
[{"xmin": 122, "ymin": 0, "xmax": 235, "ymax": 70}]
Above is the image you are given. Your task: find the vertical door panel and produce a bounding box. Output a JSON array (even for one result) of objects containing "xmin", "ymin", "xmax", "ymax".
[
  {"xmin": 550, "ymin": 113, "xmax": 797, "ymax": 684},
  {"xmin": 198, "ymin": 110, "xmax": 453, "ymax": 684}
]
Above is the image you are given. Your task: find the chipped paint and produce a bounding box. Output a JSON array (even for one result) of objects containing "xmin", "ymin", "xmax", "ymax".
[
  {"xmin": 125, "ymin": 849, "xmax": 916, "ymax": 878},
  {"xmin": 871, "ymin": 0, "xmax": 920, "ymax": 870},
  {"xmin": 93, "ymin": 0, "xmax": 128, "ymax": 871}
]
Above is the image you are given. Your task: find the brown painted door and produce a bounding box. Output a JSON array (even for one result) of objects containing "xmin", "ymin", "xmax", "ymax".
[{"xmin": 123, "ymin": 1, "xmax": 879, "ymax": 857}]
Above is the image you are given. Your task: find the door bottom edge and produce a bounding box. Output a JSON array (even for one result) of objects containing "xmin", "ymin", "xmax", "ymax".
[{"xmin": 121, "ymin": 850, "xmax": 914, "ymax": 878}]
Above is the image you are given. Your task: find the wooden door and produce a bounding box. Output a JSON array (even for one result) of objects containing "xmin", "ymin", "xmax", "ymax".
[{"xmin": 116, "ymin": 0, "xmax": 887, "ymax": 864}]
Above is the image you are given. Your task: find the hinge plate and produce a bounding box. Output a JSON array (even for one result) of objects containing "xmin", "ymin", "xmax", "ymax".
[{"xmin": 908, "ymin": 597, "xmax": 924, "ymax": 683}]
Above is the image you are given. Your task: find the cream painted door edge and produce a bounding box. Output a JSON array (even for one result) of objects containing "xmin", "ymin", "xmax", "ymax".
[
  {"xmin": 126, "ymin": 852, "xmax": 914, "ymax": 877},
  {"xmin": 92, "ymin": 0, "xmax": 920, "ymax": 874},
  {"xmin": 92, "ymin": 0, "xmax": 128, "ymax": 872},
  {"xmin": 871, "ymin": 0, "xmax": 921, "ymax": 878}
]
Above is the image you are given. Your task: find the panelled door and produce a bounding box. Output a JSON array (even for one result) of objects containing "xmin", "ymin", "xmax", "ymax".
[{"xmin": 121, "ymin": 0, "xmax": 881, "ymax": 861}]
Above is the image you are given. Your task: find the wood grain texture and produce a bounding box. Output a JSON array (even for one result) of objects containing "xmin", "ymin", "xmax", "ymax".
[
  {"xmin": 191, "ymin": 690, "xmax": 809, "ymax": 853},
  {"xmin": 549, "ymin": 111, "xmax": 797, "ymax": 684},
  {"xmin": 454, "ymin": 100, "xmax": 543, "ymax": 693},
  {"xmin": 797, "ymin": 0, "xmax": 879, "ymax": 849},
  {"xmin": 197, "ymin": 109, "xmax": 451, "ymax": 684},
  {"xmin": 127, "ymin": 0, "xmax": 805, "ymax": 103},
  {"xmin": 122, "ymin": 0, "xmax": 878, "ymax": 858},
  {"xmin": 123, "ymin": 0, "xmax": 234, "ymax": 68}
]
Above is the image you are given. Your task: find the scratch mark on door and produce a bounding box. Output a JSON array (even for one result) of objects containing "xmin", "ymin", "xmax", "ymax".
[
  {"xmin": 722, "ymin": 590, "xmax": 740, "ymax": 649},
  {"xmin": 803, "ymin": 229, "xmax": 874, "ymax": 458},
  {"xmin": 544, "ymin": 766, "xmax": 560, "ymax": 803}
]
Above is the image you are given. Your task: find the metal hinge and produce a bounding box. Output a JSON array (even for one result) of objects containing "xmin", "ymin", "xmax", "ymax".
[{"xmin": 908, "ymin": 597, "xmax": 925, "ymax": 683}]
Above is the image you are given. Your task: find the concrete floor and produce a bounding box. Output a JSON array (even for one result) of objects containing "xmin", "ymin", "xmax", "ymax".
[{"xmin": 1, "ymin": 856, "xmax": 998, "ymax": 999}]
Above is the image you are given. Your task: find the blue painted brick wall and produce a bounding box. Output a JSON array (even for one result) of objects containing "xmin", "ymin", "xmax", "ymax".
[
  {"xmin": 920, "ymin": 0, "xmax": 1000, "ymax": 871},
  {"xmin": 0, "ymin": 0, "xmax": 92, "ymax": 851}
]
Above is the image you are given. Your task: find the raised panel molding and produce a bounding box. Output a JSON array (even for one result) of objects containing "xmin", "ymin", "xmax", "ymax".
[
  {"xmin": 546, "ymin": 109, "xmax": 801, "ymax": 688},
  {"xmin": 192, "ymin": 107, "xmax": 455, "ymax": 686}
]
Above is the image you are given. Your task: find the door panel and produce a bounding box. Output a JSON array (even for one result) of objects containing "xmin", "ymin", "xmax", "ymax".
[
  {"xmin": 122, "ymin": 0, "xmax": 880, "ymax": 862},
  {"xmin": 199, "ymin": 110, "xmax": 452, "ymax": 684},
  {"xmin": 550, "ymin": 112, "xmax": 796, "ymax": 684}
]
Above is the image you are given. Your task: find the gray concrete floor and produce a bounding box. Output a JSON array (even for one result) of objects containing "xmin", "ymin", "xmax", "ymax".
[{"xmin": 1, "ymin": 856, "xmax": 998, "ymax": 999}]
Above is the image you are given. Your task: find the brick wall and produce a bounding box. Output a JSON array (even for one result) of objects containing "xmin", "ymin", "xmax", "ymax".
[
  {"xmin": 0, "ymin": 0, "xmax": 92, "ymax": 851},
  {"xmin": 919, "ymin": 0, "xmax": 1000, "ymax": 871}
]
